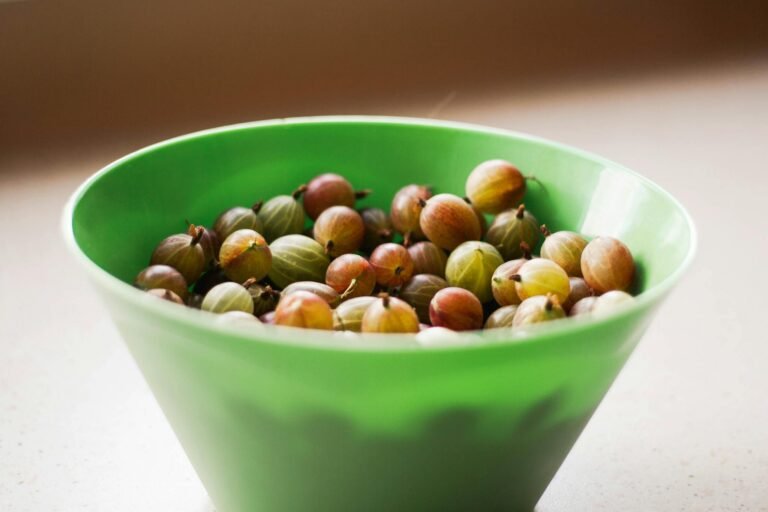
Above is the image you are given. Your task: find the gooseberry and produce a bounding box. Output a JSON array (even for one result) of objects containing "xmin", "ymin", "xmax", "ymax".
[
  {"xmin": 419, "ymin": 193, "xmax": 481, "ymax": 250},
  {"xmin": 218, "ymin": 229, "xmax": 272, "ymax": 283},
  {"xmin": 325, "ymin": 254, "xmax": 376, "ymax": 299},
  {"xmin": 313, "ymin": 205, "xmax": 365, "ymax": 257},
  {"xmin": 428, "ymin": 287, "xmax": 483, "ymax": 331},
  {"xmin": 465, "ymin": 159, "xmax": 526, "ymax": 214},
  {"xmin": 361, "ymin": 293, "xmax": 420, "ymax": 333},
  {"xmin": 274, "ymin": 290, "xmax": 334, "ymax": 330},
  {"xmin": 445, "ymin": 241, "xmax": 503, "ymax": 303}
]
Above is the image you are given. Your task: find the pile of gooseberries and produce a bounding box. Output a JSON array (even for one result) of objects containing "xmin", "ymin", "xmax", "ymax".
[{"xmin": 136, "ymin": 161, "xmax": 637, "ymax": 341}]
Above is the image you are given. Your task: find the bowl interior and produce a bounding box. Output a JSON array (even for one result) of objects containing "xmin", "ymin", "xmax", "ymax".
[{"xmin": 71, "ymin": 117, "xmax": 693, "ymax": 302}]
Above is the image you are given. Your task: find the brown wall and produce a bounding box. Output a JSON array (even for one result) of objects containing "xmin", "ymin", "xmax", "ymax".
[{"xmin": 1, "ymin": 0, "xmax": 767, "ymax": 157}]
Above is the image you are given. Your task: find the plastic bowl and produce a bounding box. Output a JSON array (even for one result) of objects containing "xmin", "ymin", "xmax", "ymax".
[{"xmin": 63, "ymin": 117, "xmax": 695, "ymax": 512}]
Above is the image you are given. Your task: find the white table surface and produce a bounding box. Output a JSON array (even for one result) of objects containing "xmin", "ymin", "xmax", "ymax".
[{"xmin": 2, "ymin": 58, "xmax": 767, "ymax": 511}]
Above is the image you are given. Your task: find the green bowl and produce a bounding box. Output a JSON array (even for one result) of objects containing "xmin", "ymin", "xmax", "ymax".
[{"xmin": 63, "ymin": 117, "xmax": 695, "ymax": 512}]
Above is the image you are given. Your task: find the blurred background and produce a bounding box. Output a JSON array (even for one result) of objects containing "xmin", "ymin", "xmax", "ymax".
[
  {"xmin": 2, "ymin": 1, "xmax": 767, "ymax": 511},
  {"xmin": 1, "ymin": 0, "xmax": 767, "ymax": 158}
]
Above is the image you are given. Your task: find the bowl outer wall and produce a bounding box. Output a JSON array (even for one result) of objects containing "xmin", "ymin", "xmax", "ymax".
[{"xmin": 63, "ymin": 116, "xmax": 696, "ymax": 512}]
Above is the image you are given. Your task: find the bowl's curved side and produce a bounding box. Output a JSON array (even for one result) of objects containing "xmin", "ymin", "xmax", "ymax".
[
  {"xmin": 63, "ymin": 116, "xmax": 696, "ymax": 511},
  {"xmin": 95, "ymin": 276, "xmax": 660, "ymax": 512}
]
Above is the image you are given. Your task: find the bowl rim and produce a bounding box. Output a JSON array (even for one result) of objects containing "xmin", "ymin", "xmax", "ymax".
[{"xmin": 62, "ymin": 115, "xmax": 698, "ymax": 353}]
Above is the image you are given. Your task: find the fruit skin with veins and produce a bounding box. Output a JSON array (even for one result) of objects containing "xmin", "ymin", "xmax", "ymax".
[
  {"xmin": 361, "ymin": 294, "xmax": 420, "ymax": 333},
  {"xmin": 213, "ymin": 203, "xmax": 264, "ymax": 242},
  {"xmin": 257, "ymin": 186, "xmax": 307, "ymax": 242},
  {"xmin": 581, "ymin": 236, "xmax": 635, "ymax": 293},
  {"xmin": 562, "ymin": 277, "xmax": 593, "ymax": 312},
  {"xmin": 150, "ymin": 228, "xmax": 207, "ymax": 284},
  {"xmin": 135, "ymin": 264, "xmax": 188, "ymax": 300},
  {"xmin": 398, "ymin": 274, "xmax": 449, "ymax": 324},
  {"xmin": 465, "ymin": 159, "xmax": 526, "ymax": 214},
  {"xmin": 333, "ymin": 296, "xmax": 378, "ymax": 332},
  {"xmin": 303, "ymin": 173, "xmax": 368, "ymax": 220},
  {"xmin": 274, "ymin": 290, "xmax": 334, "ymax": 330},
  {"xmin": 369, "ymin": 243, "xmax": 414, "ymax": 288},
  {"xmin": 390, "ymin": 184, "xmax": 432, "ymax": 245},
  {"xmin": 540, "ymin": 227, "xmax": 588, "ymax": 277},
  {"xmin": 485, "ymin": 305, "xmax": 519, "ymax": 329},
  {"xmin": 512, "ymin": 295, "xmax": 566, "ymax": 327},
  {"xmin": 325, "ymin": 254, "xmax": 376, "ymax": 300},
  {"xmin": 313, "ymin": 206, "xmax": 365, "ymax": 257},
  {"xmin": 408, "ymin": 241, "xmax": 448, "ymax": 278},
  {"xmin": 569, "ymin": 296, "xmax": 598, "ymax": 316},
  {"xmin": 359, "ymin": 207, "xmax": 394, "ymax": 251},
  {"xmin": 445, "ymin": 241, "xmax": 503, "ymax": 303},
  {"xmin": 419, "ymin": 193, "xmax": 482, "ymax": 251},
  {"xmin": 218, "ymin": 229, "xmax": 272, "ymax": 283},
  {"xmin": 202, "ymin": 282, "xmax": 255, "ymax": 314},
  {"xmin": 267, "ymin": 235, "xmax": 330, "ymax": 289},
  {"xmin": 282, "ymin": 281, "xmax": 341, "ymax": 308},
  {"xmin": 429, "ymin": 287, "xmax": 484, "ymax": 331},
  {"xmin": 485, "ymin": 204, "xmax": 540, "ymax": 260},
  {"xmin": 592, "ymin": 290, "xmax": 635, "ymax": 316},
  {"xmin": 511, "ymin": 258, "xmax": 570, "ymax": 304}
]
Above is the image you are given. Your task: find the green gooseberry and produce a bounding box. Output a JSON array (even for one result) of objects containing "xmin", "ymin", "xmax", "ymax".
[
  {"xmin": 512, "ymin": 295, "xmax": 565, "ymax": 327},
  {"xmin": 332, "ymin": 296, "xmax": 378, "ymax": 332},
  {"xmin": 485, "ymin": 204, "xmax": 540, "ymax": 260},
  {"xmin": 267, "ymin": 235, "xmax": 330, "ymax": 289},
  {"xmin": 257, "ymin": 186, "xmax": 307, "ymax": 242},
  {"xmin": 201, "ymin": 282, "xmax": 254, "ymax": 314},
  {"xmin": 484, "ymin": 305, "xmax": 519, "ymax": 329},
  {"xmin": 213, "ymin": 203, "xmax": 264, "ymax": 242},
  {"xmin": 150, "ymin": 227, "xmax": 207, "ymax": 284},
  {"xmin": 445, "ymin": 241, "xmax": 503, "ymax": 303}
]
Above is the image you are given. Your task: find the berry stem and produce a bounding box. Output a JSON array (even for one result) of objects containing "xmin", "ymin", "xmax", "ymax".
[
  {"xmin": 540, "ymin": 224, "xmax": 552, "ymax": 237},
  {"xmin": 242, "ymin": 277, "xmax": 258, "ymax": 288},
  {"xmin": 520, "ymin": 241, "xmax": 532, "ymax": 260},
  {"xmin": 510, "ymin": 274, "xmax": 522, "ymax": 282},
  {"xmin": 325, "ymin": 240, "xmax": 335, "ymax": 254},
  {"xmin": 251, "ymin": 201, "xmax": 264, "ymax": 214},
  {"xmin": 355, "ymin": 189, "xmax": 372, "ymax": 200},
  {"xmin": 190, "ymin": 226, "xmax": 204, "ymax": 246},
  {"xmin": 340, "ymin": 278, "xmax": 359, "ymax": 300},
  {"xmin": 292, "ymin": 185, "xmax": 308, "ymax": 199},
  {"xmin": 516, "ymin": 204, "xmax": 526, "ymax": 219},
  {"xmin": 379, "ymin": 292, "xmax": 391, "ymax": 308}
]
